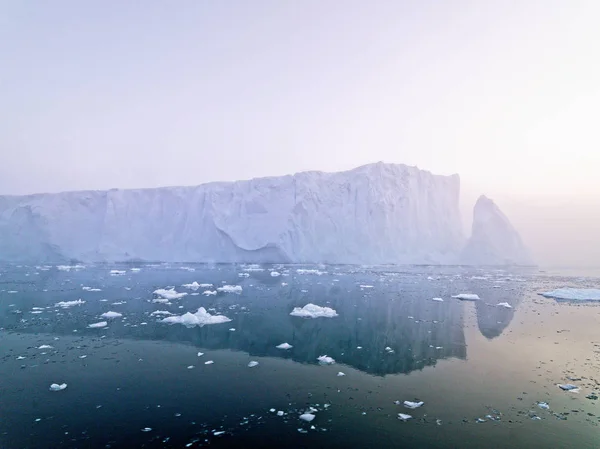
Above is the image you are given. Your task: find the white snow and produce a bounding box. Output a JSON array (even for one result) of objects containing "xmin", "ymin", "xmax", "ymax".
[
  {"xmin": 88, "ymin": 321, "xmax": 108, "ymax": 328},
  {"xmin": 55, "ymin": 299, "xmax": 85, "ymax": 308},
  {"xmin": 276, "ymin": 342, "xmax": 293, "ymax": 350},
  {"xmin": 290, "ymin": 303, "xmax": 338, "ymax": 318},
  {"xmin": 299, "ymin": 413, "xmax": 316, "ymax": 422},
  {"xmin": 540, "ymin": 288, "xmax": 600, "ymax": 301},
  {"xmin": 452, "ymin": 293, "xmax": 480, "ymax": 301},
  {"xmin": 317, "ymin": 355, "xmax": 335, "ymax": 365},
  {"xmin": 161, "ymin": 307, "xmax": 231, "ymax": 327},
  {"xmin": 497, "ymin": 302, "xmax": 512, "ymax": 308},
  {"xmin": 100, "ymin": 311, "xmax": 123, "ymax": 318},
  {"xmin": 403, "ymin": 401, "xmax": 424, "ymax": 409},
  {"xmin": 216, "ymin": 285, "xmax": 242, "ymax": 294},
  {"xmin": 248, "ymin": 361, "xmax": 259, "ymax": 367},
  {"xmin": 202, "ymin": 290, "xmax": 217, "ymax": 296},
  {"xmin": 153, "ymin": 288, "xmax": 188, "ymax": 300},
  {"xmin": 49, "ymin": 383, "xmax": 67, "ymax": 391}
]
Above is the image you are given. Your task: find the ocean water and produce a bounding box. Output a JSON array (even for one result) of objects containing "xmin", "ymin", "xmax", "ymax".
[{"xmin": 0, "ymin": 263, "xmax": 599, "ymax": 448}]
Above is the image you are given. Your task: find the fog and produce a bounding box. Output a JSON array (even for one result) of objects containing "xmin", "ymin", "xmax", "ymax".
[{"xmin": 1, "ymin": 1, "xmax": 599, "ymax": 267}]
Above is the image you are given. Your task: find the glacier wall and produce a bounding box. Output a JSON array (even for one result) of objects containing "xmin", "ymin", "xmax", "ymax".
[{"xmin": 0, "ymin": 163, "xmax": 465, "ymax": 264}]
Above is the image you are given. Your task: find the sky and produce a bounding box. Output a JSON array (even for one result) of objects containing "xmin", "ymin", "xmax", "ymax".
[{"xmin": 1, "ymin": 1, "xmax": 599, "ymax": 266}]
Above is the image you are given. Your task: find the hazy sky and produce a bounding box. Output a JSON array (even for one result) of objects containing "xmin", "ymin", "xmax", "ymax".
[{"xmin": 2, "ymin": 1, "xmax": 599, "ymax": 265}]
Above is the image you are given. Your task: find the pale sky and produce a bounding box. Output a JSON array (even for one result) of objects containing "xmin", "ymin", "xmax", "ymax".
[{"xmin": 1, "ymin": 1, "xmax": 599, "ymax": 265}]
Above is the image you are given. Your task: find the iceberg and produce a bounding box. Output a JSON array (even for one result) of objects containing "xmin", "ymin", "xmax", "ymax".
[
  {"xmin": 153, "ymin": 288, "xmax": 188, "ymax": 300},
  {"xmin": 161, "ymin": 307, "xmax": 231, "ymax": 327},
  {"xmin": 398, "ymin": 413, "xmax": 412, "ymax": 421},
  {"xmin": 55, "ymin": 299, "xmax": 85, "ymax": 308},
  {"xmin": 276, "ymin": 342, "xmax": 293, "ymax": 350},
  {"xmin": 290, "ymin": 303, "xmax": 338, "ymax": 318},
  {"xmin": 100, "ymin": 311, "xmax": 122, "ymax": 318},
  {"xmin": 182, "ymin": 281, "xmax": 203, "ymax": 290},
  {"xmin": 299, "ymin": 413, "xmax": 316, "ymax": 422},
  {"xmin": 452, "ymin": 293, "xmax": 480, "ymax": 301},
  {"xmin": 248, "ymin": 361, "xmax": 259, "ymax": 367},
  {"xmin": 49, "ymin": 383, "xmax": 67, "ymax": 391},
  {"xmin": 539, "ymin": 288, "xmax": 600, "ymax": 301},
  {"xmin": 461, "ymin": 196, "xmax": 534, "ymax": 266},
  {"xmin": 202, "ymin": 290, "xmax": 217, "ymax": 296},
  {"xmin": 317, "ymin": 355, "xmax": 335, "ymax": 365},
  {"xmin": 216, "ymin": 285, "xmax": 242, "ymax": 294},
  {"xmin": 88, "ymin": 321, "xmax": 108, "ymax": 328},
  {"xmin": 403, "ymin": 401, "xmax": 424, "ymax": 409}
]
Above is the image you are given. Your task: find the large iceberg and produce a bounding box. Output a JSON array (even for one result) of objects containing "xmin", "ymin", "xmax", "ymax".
[
  {"xmin": 461, "ymin": 195, "xmax": 533, "ymax": 266},
  {"xmin": 0, "ymin": 163, "xmax": 530, "ymax": 265}
]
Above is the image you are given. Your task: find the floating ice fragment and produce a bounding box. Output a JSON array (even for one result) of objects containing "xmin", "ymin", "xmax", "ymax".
[
  {"xmin": 229, "ymin": 328, "xmax": 236, "ymax": 331},
  {"xmin": 539, "ymin": 288, "xmax": 600, "ymax": 301},
  {"xmin": 202, "ymin": 290, "xmax": 217, "ymax": 296},
  {"xmin": 55, "ymin": 299, "xmax": 85, "ymax": 308},
  {"xmin": 130, "ymin": 268, "xmax": 141, "ymax": 272},
  {"xmin": 182, "ymin": 281, "xmax": 203, "ymax": 290},
  {"xmin": 317, "ymin": 355, "xmax": 335, "ymax": 365},
  {"xmin": 17, "ymin": 356, "xmax": 26, "ymax": 360},
  {"xmin": 205, "ymin": 360, "xmax": 214, "ymax": 365},
  {"xmin": 197, "ymin": 352, "xmax": 204, "ymax": 357},
  {"xmin": 452, "ymin": 293, "xmax": 480, "ymax": 300},
  {"xmin": 38, "ymin": 345, "xmax": 53, "ymax": 349},
  {"xmin": 187, "ymin": 365, "xmax": 195, "ymax": 369},
  {"xmin": 141, "ymin": 427, "xmax": 152, "ymax": 432},
  {"xmin": 359, "ymin": 285, "xmax": 374, "ymax": 288},
  {"xmin": 558, "ymin": 384, "xmax": 579, "ymax": 392},
  {"xmin": 49, "ymin": 383, "xmax": 67, "ymax": 391},
  {"xmin": 403, "ymin": 401, "xmax": 424, "ymax": 409},
  {"xmin": 100, "ymin": 311, "xmax": 122, "ymax": 319},
  {"xmin": 277, "ymin": 411, "xmax": 284, "ymax": 416},
  {"xmin": 216, "ymin": 285, "xmax": 242, "ymax": 294},
  {"xmin": 356, "ymin": 346, "xmax": 362, "ymax": 349},
  {"xmin": 296, "ymin": 269, "xmax": 326, "ymax": 275},
  {"xmin": 271, "ymin": 271, "xmax": 281, "ymax": 277},
  {"xmin": 497, "ymin": 302, "xmax": 512, "ymax": 308},
  {"xmin": 398, "ymin": 413, "xmax": 412, "ymax": 421},
  {"xmin": 88, "ymin": 321, "xmax": 108, "ymax": 328},
  {"xmin": 110, "ymin": 270, "xmax": 126, "ymax": 275},
  {"xmin": 290, "ymin": 303, "xmax": 338, "ymax": 318},
  {"xmin": 432, "ymin": 297, "xmax": 444, "ymax": 302},
  {"xmin": 248, "ymin": 361, "xmax": 259, "ymax": 367},
  {"xmin": 213, "ymin": 431, "xmax": 225, "ymax": 436},
  {"xmin": 299, "ymin": 413, "xmax": 316, "ymax": 422},
  {"xmin": 150, "ymin": 310, "xmax": 173, "ymax": 316},
  {"xmin": 337, "ymin": 372, "xmax": 346, "ymax": 377},
  {"xmin": 276, "ymin": 343, "xmax": 293, "ymax": 350},
  {"xmin": 153, "ymin": 288, "xmax": 188, "ymax": 300},
  {"xmin": 238, "ymin": 272, "xmax": 250, "ymax": 278},
  {"xmin": 161, "ymin": 308, "xmax": 231, "ymax": 327},
  {"xmin": 79, "ymin": 355, "xmax": 87, "ymax": 359},
  {"xmin": 538, "ymin": 402, "xmax": 550, "ymax": 410}
]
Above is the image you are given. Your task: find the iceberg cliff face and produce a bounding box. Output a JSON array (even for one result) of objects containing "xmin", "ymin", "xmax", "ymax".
[
  {"xmin": 461, "ymin": 195, "xmax": 533, "ymax": 266},
  {"xmin": 0, "ymin": 163, "xmax": 464, "ymax": 264}
]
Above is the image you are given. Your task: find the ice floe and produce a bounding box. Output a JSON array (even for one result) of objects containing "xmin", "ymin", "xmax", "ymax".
[
  {"xmin": 82, "ymin": 286, "xmax": 102, "ymax": 292},
  {"xmin": 558, "ymin": 383, "xmax": 580, "ymax": 392},
  {"xmin": 88, "ymin": 321, "xmax": 108, "ymax": 328},
  {"xmin": 337, "ymin": 372, "xmax": 346, "ymax": 377},
  {"xmin": 296, "ymin": 269, "xmax": 326, "ymax": 275},
  {"xmin": 276, "ymin": 342, "xmax": 293, "ymax": 350},
  {"xmin": 150, "ymin": 310, "xmax": 173, "ymax": 316},
  {"xmin": 161, "ymin": 308, "xmax": 231, "ymax": 327},
  {"xmin": 540, "ymin": 288, "xmax": 600, "ymax": 301},
  {"xmin": 398, "ymin": 413, "xmax": 412, "ymax": 421},
  {"xmin": 497, "ymin": 302, "xmax": 512, "ymax": 308},
  {"xmin": 403, "ymin": 401, "xmax": 424, "ymax": 409},
  {"xmin": 317, "ymin": 355, "xmax": 335, "ymax": 365},
  {"xmin": 271, "ymin": 271, "xmax": 281, "ymax": 277},
  {"xmin": 153, "ymin": 288, "xmax": 188, "ymax": 300},
  {"xmin": 299, "ymin": 413, "xmax": 316, "ymax": 422},
  {"xmin": 55, "ymin": 299, "xmax": 85, "ymax": 308},
  {"xmin": 451, "ymin": 293, "xmax": 480, "ymax": 300},
  {"xmin": 248, "ymin": 361, "xmax": 259, "ymax": 367},
  {"xmin": 100, "ymin": 311, "xmax": 122, "ymax": 319},
  {"xmin": 290, "ymin": 303, "xmax": 338, "ymax": 318},
  {"xmin": 49, "ymin": 383, "xmax": 67, "ymax": 391},
  {"xmin": 202, "ymin": 290, "xmax": 217, "ymax": 296},
  {"xmin": 110, "ymin": 270, "xmax": 126, "ymax": 275},
  {"xmin": 432, "ymin": 297, "xmax": 444, "ymax": 302},
  {"xmin": 216, "ymin": 285, "xmax": 242, "ymax": 294},
  {"xmin": 38, "ymin": 345, "xmax": 53, "ymax": 349},
  {"xmin": 205, "ymin": 360, "xmax": 214, "ymax": 365},
  {"xmin": 182, "ymin": 281, "xmax": 204, "ymax": 290}
]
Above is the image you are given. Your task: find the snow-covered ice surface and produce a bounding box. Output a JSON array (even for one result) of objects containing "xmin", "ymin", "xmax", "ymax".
[
  {"xmin": 153, "ymin": 288, "xmax": 188, "ymax": 300},
  {"xmin": 216, "ymin": 285, "xmax": 242, "ymax": 294},
  {"xmin": 2, "ymin": 263, "xmax": 599, "ymax": 448},
  {"xmin": 100, "ymin": 311, "xmax": 123, "ymax": 318},
  {"xmin": 452, "ymin": 293, "xmax": 480, "ymax": 301},
  {"xmin": 539, "ymin": 288, "xmax": 600, "ymax": 301},
  {"xmin": 88, "ymin": 321, "xmax": 108, "ymax": 328},
  {"xmin": 161, "ymin": 308, "xmax": 231, "ymax": 327},
  {"xmin": 290, "ymin": 303, "xmax": 338, "ymax": 318},
  {"xmin": 0, "ymin": 163, "xmax": 532, "ymax": 266}
]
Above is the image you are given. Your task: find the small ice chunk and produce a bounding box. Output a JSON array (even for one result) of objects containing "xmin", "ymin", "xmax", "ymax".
[
  {"xmin": 110, "ymin": 270, "xmax": 126, "ymax": 275},
  {"xmin": 17, "ymin": 356, "xmax": 26, "ymax": 360},
  {"xmin": 79, "ymin": 355, "xmax": 87, "ymax": 359},
  {"xmin": 277, "ymin": 411, "xmax": 284, "ymax": 416},
  {"xmin": 38, "ymin": 345, "xmax": 53, "ymax": 349},
  {"xmin": 356, "ymin": 346, "xmax": 363, "ymax": 349},
  {"xmin": 141, "ymin": 427, "xmax": 152, "ymax": 432},
  {"xmin": 187, "ymin": 365, "xmax": 194, "ymax": 369},
  {"xmin": 238, "ymin": 272, "xmax": 250, "ymax": 278},
  {"xmin": 271, "ymin": 271, "xmax": 281, "ymax": 277},
  {"xmin": 161, "ymin": 308, "xmax": 231, "ymax": 327},
  {"xmin": 317, "ymin": 355, "xmax": 335, "ymax": 365},
  {"xmin": 229, "ymin": 328, "xmax": 236, "ymax": 331},
  {"xmin": 182, "ymin": 281, "xmax": 203, "ymax": 290},
  {"xmin": 55, "ymin": 299, "xmax": 85, "ymax": 308},
  {"xmin": 197, "ymin": 352, "xmax": 204, "ymax": 357},
  {"xmin": 213, "ymin": 431, "xmax": 225, "ymax": 436},
  {"xmin": 540, "ymin": 288, "xmax": 600, "ymax": 301},
  {"xmin": 49, "ymin": 383, "xmax": 67, "ymax": 391},
  {"xmin": 205, "ymin": 360, "xmax": 214, "ymax": 365},
  {"xmin": 202, "ymin": 290, "xmax": 217, "ymax": 296},
  {"xmin": 150, "ymin": 310, "xmax": 173, "ymax": 316},
  {"xmin": 290, "ymin": 303, "xmax": 338, "ymax": 318},
  {"xmin": 130, "ymin": 268, "xmax": 141, "ymax": 272},
  {"xmin": 276, "ymin": 342, "xmax": 293, "ymax": 350},
  {"xmin": 398, "ymin": 413, "xmax": 412, "ymax": 421},
  {"xmin": 88, "ymin": 321, "xmax": 108, "ymax": 328},
  {"xmin": 248, "ymin": 361, "xmax": 259, "ymax": 367},
  {"xmin": 216, "ymin": 285, "xmax": 243, "ymax": 294},
  {"xmin": 558, "ymin": 384, "xmax": 579, "ymax": 392},
  {"xmin": 451, "ymin": 293, "xmax": 480, "ymax": 300},
  {"xmin": 337, "ymin": 372, "xmax": 346, "ymax": 377},
  {"xmin": 359, "ymin": 285, "xmax": 374, "ymax": 288},
  {"xmin": 403, "ymin": 401, "xmax": 424, "ymax": 409},
  {"xmin": 538, "ymin": 402, "xmax": 550, "ymax": 410},
  {"xmin": 296, "ymin": 269, "xmax": 326, "ymax": 275},
  {"xmin": 153, "ymin": 288, "xmax": 188, "ymax": 300},
  {"xmin": 299, "ymin": 413, "xmax": 316, "ymax": 422},
  {"xmin": 432, "ymin": 297, "xmax": 444, "ymax": 302},
  {"xmin": 100, "ymin": 311, "xmax": 122, "ymax": 319},
  {"xmin": 497, "ymin": 302, "xmax": 512, "ymax": 308}
]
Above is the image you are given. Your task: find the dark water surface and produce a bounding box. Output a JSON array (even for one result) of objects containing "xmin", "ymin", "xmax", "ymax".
[{"xmin": 0, "ymin": 264, "xmax": 599, "ymax": 448}]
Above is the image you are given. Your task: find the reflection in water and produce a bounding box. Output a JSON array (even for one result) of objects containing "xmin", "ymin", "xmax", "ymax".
[{"xmin": 0, "ymin": 264, "xmax": 530, "ymax": 376}]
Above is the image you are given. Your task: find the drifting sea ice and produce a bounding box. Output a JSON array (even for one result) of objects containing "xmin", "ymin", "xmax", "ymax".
[
  {"xmin": 88, "ymin": 321, "xmax": 108, "ymax": 328},
  {"xmin": 403, "ymin": 401, "xmax": 424, "ymax": 409},
  {"xmin": 202, "ymin": 290, "xmax": 217, "ymax": 296},
  {"xmin": 216, "ymin": 285, "xmax": 242, "ymax": 294},
  {"xmin": 317, "ymin": 355, "xmax": 335, "ymax": 365},
  {"xmin": 276, "ymin": 343, "xmax": 293, "ymax": 350},
  {"xmin": 49, "ymin": 383, "xmax": 67, "ymax": 391},
  {"xmin": 271, "ymin": 271, "xmax": 281, "ymax": 277},
  {"xmin": 55, "ymin": 299, "xmax": 85, "ymax": 308},
  {"xmin": 497, "ymin": 302, "xmax": 512, "ymax": 308},
  {"xmin": 38, "ymin": 345, "xmax": 53, "ymax": 349},
  {"xmin": 540, "ymin": 288, "xmax": 600, "ymax": 301},
  {"xmin": 299, "ymin": 413, "xmax": 316, "ymax": 422},
  {"xmin": 182, "ymin": 281, "xmax": 203, "ymax": 290},
  {"xmin": 290, "ymin": 303, "xmax": 338, "ymax": 318},
  {"xmin": 451, "ymin": 293, "xmax": 481, "ymax": 300},
  {"xmin": 248, "ymin": 361, "xmax": 259, "ymax": 368},
  {"xmin": 432, "ymin": 297, "xmax": 444, "ymax": 302},
  {"xmin": 398, "ymin": 414, "xmax": 412, "ymax": 421},
  {"xmin": 100, "ymin": 311, "xmax": 122, "ymax": 319},
  {"xmin": 153, "ymin": 288, "xmax": 188, "ymax": 300},
  {"xmin": 161, "ymin": 308, "xmax": 231, "ymax": 327}
]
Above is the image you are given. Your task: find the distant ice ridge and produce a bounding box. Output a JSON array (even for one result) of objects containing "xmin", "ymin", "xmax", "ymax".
[
  {"xmin": 161, "ymin": 307, "xmax": 231, "ymax": 327},
  {"xmin": 290, "ymin": 303, "xmax": 338, "ymax": 318},
  {"xmin": 0, "ymin": 163, "xmax": 531, "ymax": 266},
  {"xmin": 539, "ymin": 288, "xmax": 600, "ymax": 301}
]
